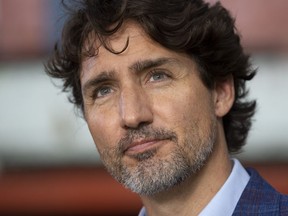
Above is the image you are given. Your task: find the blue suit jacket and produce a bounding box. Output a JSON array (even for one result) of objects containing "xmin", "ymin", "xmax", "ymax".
[{"xmin": 233, "ymin": 168, "xmax": 288, "ymax": 215}]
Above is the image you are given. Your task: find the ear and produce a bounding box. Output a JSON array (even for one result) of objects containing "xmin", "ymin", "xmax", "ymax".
[{"xmin": 213, "ymin": 75, "xmax": 235, "ymax": 118}]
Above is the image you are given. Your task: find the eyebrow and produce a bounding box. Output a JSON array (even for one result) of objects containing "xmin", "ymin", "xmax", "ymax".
[
  {"xmin": 82, "ymin": 57, "xmax": 177, "ymax": 96},
  {"xmin": 129, "ymin": 57, "xmax": 175, "ymax": 74},
  {"xmin": 82, "ymin": 70, "xmax": 116, "ymax": 96}
]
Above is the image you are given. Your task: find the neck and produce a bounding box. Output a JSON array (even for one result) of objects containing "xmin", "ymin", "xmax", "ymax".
[{"xmin": 140, "ymin": 129, "xmax": 232, "ymax": 216}]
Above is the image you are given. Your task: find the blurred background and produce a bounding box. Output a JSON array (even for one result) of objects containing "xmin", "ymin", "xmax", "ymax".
[{"xmin": 0, "ymin": 0, "xmax": 287, "ymax": 215}]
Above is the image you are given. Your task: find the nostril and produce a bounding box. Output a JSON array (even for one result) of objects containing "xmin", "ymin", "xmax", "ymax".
[
  {"xmin": 123, "ymin": 120, "xmax": 152, "ymax": 130},
  {"xmin": 119, "ymin": 101, "xmax": 153, "ymax": 129}
]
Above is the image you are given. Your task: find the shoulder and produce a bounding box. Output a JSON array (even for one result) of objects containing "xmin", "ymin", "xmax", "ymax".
[
  {"xmin": 233, "ymin": 168, "xmax": 288, "ymax": 215},
  {"xmin": 280, "ymin": 194, "xmax": 288, "ymax": 213}
]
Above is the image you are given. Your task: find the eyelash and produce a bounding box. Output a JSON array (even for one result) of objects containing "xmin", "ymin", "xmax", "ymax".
[
  {"xmin": 92, "ymin": 85, "xmax": 113, "ymax": 99},
  {"xmin": 147, "ymin": 69, "xmax": 171, "ymax": 82},
  {"xmin": 90, "ymin": 70, "xmax": 171, "ymax": 100}
]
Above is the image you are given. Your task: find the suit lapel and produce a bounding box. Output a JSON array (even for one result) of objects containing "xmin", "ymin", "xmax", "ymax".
[{"xmin": 232, "ymin": 168, "xmax": 281, "ymax": 215}]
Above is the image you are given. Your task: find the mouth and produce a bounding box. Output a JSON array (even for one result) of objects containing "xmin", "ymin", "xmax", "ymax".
[{"xmin": 123, "ymin": 138, "xmax": 168, "ymax": 155}]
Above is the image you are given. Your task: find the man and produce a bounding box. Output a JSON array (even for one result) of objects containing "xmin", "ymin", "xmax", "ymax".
[{"xmin": 45, "ymin": 0, "xmax": 288, "ymax": 215}]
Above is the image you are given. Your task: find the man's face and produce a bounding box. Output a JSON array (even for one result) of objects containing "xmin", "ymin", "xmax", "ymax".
[{"xmin": 81, "ymin": 23, "xmax": 219, "ymax": 196}]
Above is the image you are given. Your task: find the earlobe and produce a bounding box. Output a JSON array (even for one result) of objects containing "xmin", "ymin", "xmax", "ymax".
[{"xmin": 214, "ymin": 75, "xmax": 235, "ymax": 118}]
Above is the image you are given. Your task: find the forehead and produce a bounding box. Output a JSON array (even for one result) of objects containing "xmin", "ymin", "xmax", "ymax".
[
  {"xmin": 80, "ymin": 23, "xmax": 134, "ymax": 75},
  {"xmin": 83, "ymin": 22, "xmax": 151, "ymax": 58},
  {"xmin": 80, "ymin": 22, "xmax": 195, "ymax": 83},
  {"xmin": 83, "ymin": 22, "xmax": 164, "ymax": 63}
]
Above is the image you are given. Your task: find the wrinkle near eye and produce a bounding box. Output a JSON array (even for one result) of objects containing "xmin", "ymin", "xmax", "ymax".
[
  {"xmin": 149, "ymin": 72, "xmax": 169, "ymax": 82},
  {"xmin": 96, "ymin": 86, "xmax": 113, "ymax": 98}
]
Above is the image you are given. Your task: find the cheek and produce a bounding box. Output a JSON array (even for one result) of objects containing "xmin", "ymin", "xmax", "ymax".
[
  {"xmin": 152, "ymin": 93, "xmax": 195, "ymax": 135},
  {"xmin": 154, "ymin": 85, "xmax": 198, "ymax": 118},
  {"xmin": 153, "ymin": 85, "xmax": 214, "ymax": 135},
  {"xmin": 86, "ymin": 110, "xmax": 119, "ymax": 151}
]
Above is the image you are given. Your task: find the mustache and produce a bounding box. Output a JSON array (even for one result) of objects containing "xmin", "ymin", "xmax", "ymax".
[{"xmin": 117, "ymin": 126, "xmax": 178, "ymax": 153}]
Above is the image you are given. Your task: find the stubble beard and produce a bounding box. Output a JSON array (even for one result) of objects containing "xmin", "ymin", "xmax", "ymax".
[{"xmin": 99, "ymin": 119, "xmax": 217, "ymax": 196}]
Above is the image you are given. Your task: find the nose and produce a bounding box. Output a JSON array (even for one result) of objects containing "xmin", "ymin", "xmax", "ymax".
[{"xmin": 119, "ymin": 86, "xmax": 153, "ymax": 129}]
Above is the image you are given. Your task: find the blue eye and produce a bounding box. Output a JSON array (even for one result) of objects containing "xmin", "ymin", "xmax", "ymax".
[
  {"xmin": 149, "ymin": 72, "xmax": 168, "ymax": 82},
  {"xmin": 95, "ymin": 86, "xmax": 113, "ymax": 98}
]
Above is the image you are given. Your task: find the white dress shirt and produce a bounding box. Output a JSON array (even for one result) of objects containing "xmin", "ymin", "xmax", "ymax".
[{"xmin": 138, "ymin": 158, "xmax": 250, "ymax": 216}]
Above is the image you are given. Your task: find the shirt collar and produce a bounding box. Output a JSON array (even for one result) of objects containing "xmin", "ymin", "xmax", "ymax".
[
  {"xmin": 139, "ymin": 158, "xmax": 250, "ymax": 216},
  {"xmin": 198, "ymin": 158, "xmax": 250, "ymax": 216}
]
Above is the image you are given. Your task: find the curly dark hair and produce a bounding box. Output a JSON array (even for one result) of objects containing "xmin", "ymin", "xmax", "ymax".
[{"xmin": 45, "ymin": 0, "xmax": 256, "ymax": 153}]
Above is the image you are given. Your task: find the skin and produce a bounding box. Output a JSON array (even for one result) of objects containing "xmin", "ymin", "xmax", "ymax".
[{"xmin": 81, "ymin": 22, "xmax": 235, "ymax": 216}]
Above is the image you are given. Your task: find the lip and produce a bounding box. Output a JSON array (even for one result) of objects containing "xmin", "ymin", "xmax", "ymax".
[{"xmin": 124, "ymin": 139, "xmax": 166, "ymax": 155}]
